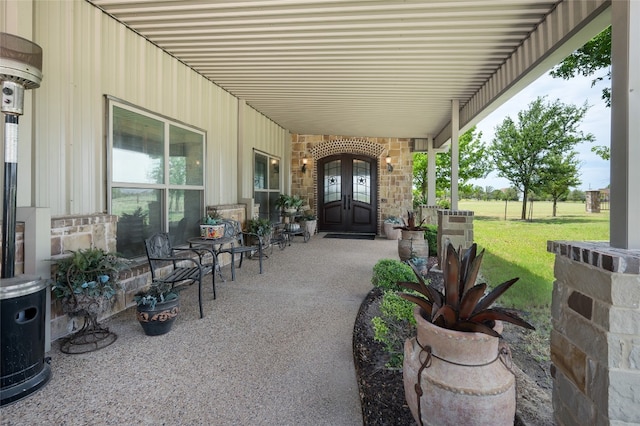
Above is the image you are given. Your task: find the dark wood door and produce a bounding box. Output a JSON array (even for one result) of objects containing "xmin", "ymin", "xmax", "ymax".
[{"xmin": 319, "ymin": 154, "xmax": 377, "ymax": 233}]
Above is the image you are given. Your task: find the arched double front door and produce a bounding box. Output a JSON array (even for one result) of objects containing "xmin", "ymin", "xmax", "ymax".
[{"xmin": 318, "ymin": 154, "xmax": 377, "ymax": 233}]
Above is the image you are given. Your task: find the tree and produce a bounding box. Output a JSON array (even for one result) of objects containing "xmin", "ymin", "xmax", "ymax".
[
  {"xmin": 413, "ymin": 127, "xmax": 491, "ymax": 203},
  {"xmin": 539, "ymin": 151, "xmax": 582, "ymax": 217},
  {"xmin": 550, "ymin": 25, "xmax": 611, "ymax": 160},
  {"xmin": 488, "ymin": 97, "xmax": 594, "ymax": 220}
]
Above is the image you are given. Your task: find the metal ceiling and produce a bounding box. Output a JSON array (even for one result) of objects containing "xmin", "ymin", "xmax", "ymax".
[{"xmin": 87, "ymin": 0, "xmax": 565, "ymax": 139}]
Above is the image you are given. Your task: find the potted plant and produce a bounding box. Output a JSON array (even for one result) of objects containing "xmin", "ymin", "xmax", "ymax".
[
  {"xmin": 397, "ymin": 242, "xmax": 535, "ymax": 425},
  {"xmin": 383, "ymin": 216, "xmax": 402, "ymax": 240},
  {"xmin": 50, "ymin": 248, "xmax": 129, "ymax": 353},
  {"xmin": 395, "ymin": 210, "xmax": 428, "ymax": 261},
  {"xmin": 275, "ymin": 194, "xmax": 305, "ymax": 221},
  {"xmin": 299, "ymin": 212, "xmax": 317, "ymax": 237},
  {"xmin": 200, "ymin": 209, "xmax": 224, "ymax": 239},
  {"xmin": 246, "ymin": 217, "xmax": 273, "ymax": 251},
  {"xmin": 134, "ymin": 281, "xmax": 179, "ymax": 336}
]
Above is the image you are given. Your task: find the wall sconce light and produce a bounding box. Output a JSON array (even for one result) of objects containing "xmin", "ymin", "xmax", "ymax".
[
  {"xmin": 301, "ymin": 156, "xmax": 308, "ymax": 174},
  {"xmin": 385, "ymin": 155, "xmax": 393, "ymax": 172}
]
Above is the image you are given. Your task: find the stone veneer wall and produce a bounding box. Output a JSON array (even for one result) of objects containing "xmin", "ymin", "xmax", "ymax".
[
  {"xmin": 548, "ymin": 241, "xmax": 640, "ymax": 425},
  {"xmin": 437, "ymin": 210, "xmax": 474, "ymax": 268},
  {"xmin": 0, "ymin": 222, "xmax": 25, "ymax": 276},
  {"xmin": 418, "ymin": 205, "xmax": 440, "ymax": 226},
  {"xmin": 291, "ymin": 134, "xmax": 414, "ymax": 234},
  {"xmin": 48, "ymin": 214, "xmax": 150, "ymax": 340}
]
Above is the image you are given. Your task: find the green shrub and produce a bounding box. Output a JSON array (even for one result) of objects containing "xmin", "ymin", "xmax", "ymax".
[
  {"xmin": 371, "ymin": 259, "xmax": 417, "ymax": 291},
  {"xmin": 380, "ymin": 291, "xmax": 416, "ymax": 324},
  {"xmin": 371, "ymin": 290, "xmax": 420, "ymax": 368},
  {"xmin": 423, "ymin": 224, "xmax": 438, "ymax": 256}
]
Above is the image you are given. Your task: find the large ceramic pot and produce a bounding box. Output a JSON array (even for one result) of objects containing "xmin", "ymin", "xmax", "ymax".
[
  {"xmin": 136, "ymin": 297, "xmax": 180, "ymax": 336},
  {"xmin": 398, "ymin": 229, "xmax": 428, "ymax": 261},
  {"xmin": 403, "ymin": 307, "xmax": 515, "ymax": 426}
]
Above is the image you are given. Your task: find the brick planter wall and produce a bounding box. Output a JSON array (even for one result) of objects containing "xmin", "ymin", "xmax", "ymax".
[{"xmin": 548, "ymin": 241, "xmax": 640, "ymax": 425}]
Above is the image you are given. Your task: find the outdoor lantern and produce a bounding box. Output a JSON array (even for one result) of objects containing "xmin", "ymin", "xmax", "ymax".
[
  {"xmin": 301, "ymin": 156, "xmax": 308, "ymax": 174},
  {"xmin": 385, "ymin": 155, "xmax": 393, "ymax": 172}
]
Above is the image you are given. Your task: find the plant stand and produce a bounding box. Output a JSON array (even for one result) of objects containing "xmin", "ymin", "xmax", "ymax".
[{"xmin": 59, "ymin": 312, "xmax": 117, "ymax": 354}]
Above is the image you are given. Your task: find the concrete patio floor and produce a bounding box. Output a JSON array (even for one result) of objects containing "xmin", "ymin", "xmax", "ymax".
[{"xmin": 1, "ymin": 234, "xmax": 398, "ymax": 425}]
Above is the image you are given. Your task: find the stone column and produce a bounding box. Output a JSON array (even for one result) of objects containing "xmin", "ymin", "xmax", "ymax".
[
  {"xmin": 437, "ymin": 209, "xmax": 473, "ymax": 269},
  {"xmin": 585, "ymin": 190, "xmax": 601, "ymax": 213},
  {"xmin": 418, "ymin": 205, "xmax": 439, "ymax": 226},
  {"xmin": 548, "ymin": 241, "xmax": 640, "ymax": 425}
]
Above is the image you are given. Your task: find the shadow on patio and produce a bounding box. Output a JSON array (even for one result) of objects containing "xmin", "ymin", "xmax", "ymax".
[{"xmin": 2, "ymin": 235, "xmax": 398, "ymax": 425}]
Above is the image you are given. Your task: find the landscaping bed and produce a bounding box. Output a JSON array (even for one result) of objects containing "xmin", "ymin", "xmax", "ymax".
[{"xmin": 353, "ymin": 259, "xmax": 554, "ymax": 425}]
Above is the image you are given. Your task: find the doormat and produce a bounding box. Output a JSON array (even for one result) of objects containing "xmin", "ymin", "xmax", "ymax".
[{"xmin": 323, "ymin": 233, "xmax": 376, "ymax": 240}]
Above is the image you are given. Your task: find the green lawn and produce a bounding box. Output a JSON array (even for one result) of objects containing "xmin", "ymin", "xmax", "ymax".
[{"xmin": 458, "ymin": 200, "xmax": 609, "ymax": 329}]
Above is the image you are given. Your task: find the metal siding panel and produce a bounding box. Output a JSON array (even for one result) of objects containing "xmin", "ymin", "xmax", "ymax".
[{"xmin": 31, "ymin": 0, "xmax": 249, "ymax": 216}]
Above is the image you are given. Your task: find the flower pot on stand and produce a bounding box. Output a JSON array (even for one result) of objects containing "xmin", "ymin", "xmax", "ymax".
[
  {"xmin": 136, "ymin": 297, "xmax": 180, "ymax": 336},
  {"xmin": 403, "ymin": 307, "xmax": 515, "ymax": 426}
]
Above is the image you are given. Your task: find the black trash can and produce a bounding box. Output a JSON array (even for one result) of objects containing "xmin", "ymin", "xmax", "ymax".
[{"xmin": 0, "ymin": 276, "xmax": 51, "ymax": 406}]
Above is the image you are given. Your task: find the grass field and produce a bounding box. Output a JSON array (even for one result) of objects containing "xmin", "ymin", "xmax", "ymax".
[{"xmin": 458, "ymin": 200, "xmax": 609, "ymax": 330}]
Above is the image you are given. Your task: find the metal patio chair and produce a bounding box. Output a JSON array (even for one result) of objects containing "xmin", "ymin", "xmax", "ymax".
[
  {"xmin": 144, "ymin": 232, "xmax": 216, "ymax": 319},
  {"xmin": 217, "ymin": 219, "xmax": 264, "ymax": 281}
]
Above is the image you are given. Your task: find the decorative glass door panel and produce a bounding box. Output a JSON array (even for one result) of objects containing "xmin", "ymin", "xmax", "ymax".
[{"xmin": 319, "ymin": 154, "xmax": 377, "ymax": 233}]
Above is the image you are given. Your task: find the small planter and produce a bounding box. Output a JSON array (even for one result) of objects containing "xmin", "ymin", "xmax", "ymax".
[
  {"xmin": 383, "ymin": 222, "xmax": 401, "ymax": 240},
  {"xmin": 136, "ymin": 297, "xmax": 180, "ymax": 336},
  {"xmin": 300, "ymin": 219, "xmax": 317, "ymax": 236},
  {"xmin": 200, "ymin": 224, "xmax": 225, "ymax": 239}
]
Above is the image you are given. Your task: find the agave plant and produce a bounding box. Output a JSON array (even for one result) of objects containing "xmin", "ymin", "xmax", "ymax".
[{"xmin": 398, "ymin": 242, "xmax": 534, "ymax": 337}]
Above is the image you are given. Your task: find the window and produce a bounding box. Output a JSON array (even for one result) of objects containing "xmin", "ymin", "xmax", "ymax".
[
  {"xmin": 253, "ymin": 150, "xmax": 280, "ymax": 221},
  {"xmin": 108, "ymin": 99, "xmax": 205, "ymax": 258}
]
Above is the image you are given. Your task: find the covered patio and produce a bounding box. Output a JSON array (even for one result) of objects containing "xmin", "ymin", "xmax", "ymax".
[
  {"xmin": 1, "ymin": 0, "xmax": 639, "ymax": 424},
  {"xmin": 2, "ymin": 236, "xmax": 398, "ymax": 424}
]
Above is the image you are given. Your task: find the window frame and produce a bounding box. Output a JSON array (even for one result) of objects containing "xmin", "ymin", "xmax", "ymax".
[
  {"xmin": 106, "ymin": 96, "xmax": 206, "ymax": 256},
  {"xmin": 253, "ymin": 149, "xmax": 281, "ymax": 221}
]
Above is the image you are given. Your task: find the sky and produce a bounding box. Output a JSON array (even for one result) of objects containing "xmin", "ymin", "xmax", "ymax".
[{"xmin": 470, "ymin": 72, "xmax": 611, "ymax": 192}]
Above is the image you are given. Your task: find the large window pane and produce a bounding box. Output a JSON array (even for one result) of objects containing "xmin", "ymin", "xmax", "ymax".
[
  {"xmin": 168, "ymin": 189, "xmax": 203, "ymax": 246},
  {"xmin": 254, "ymin": 153, "xmax": 268, "ymax": 189},
  {"xmin": 112, "ymin": 188, "xmax": 162, "ymax": 258},
  {"xmin": 253, "ymin": 151, "xmax": 281, "ymax": 222},
  {"xmin": 112, "ymin": 106, "xmax": 164, "ymax": 184},
  {"xmin": 269, "ymin": 158, "xmax": 280, "ymax": 190},
  {"xmin": 170, "ymin": 125, "xmax": 204, "ymax": 186}
]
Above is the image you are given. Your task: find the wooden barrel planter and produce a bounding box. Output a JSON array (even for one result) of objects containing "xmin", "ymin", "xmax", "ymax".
[
  {"xmin": 398, "ymin": 229, "xmax": 428, "ymax": 261},
  {"xmin": 403, "ymin": 307, "xmax": 516, "ymax": 426}
]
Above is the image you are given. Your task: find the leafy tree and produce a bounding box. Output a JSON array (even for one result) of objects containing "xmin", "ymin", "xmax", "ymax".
[
  {"xmin": 413, "ymin": 127, "xmax": 491, "ymax": 203},
  {"xmin": 503, "ymin": 187, "xmax": 519, "ymax": 201},
  {"xmin": 567, "ymin": 189, "xmax": 586, "ymax": 202},
  {"xmin": 489, "ymin": 97, "xmax": 594, "ymax": 220},
  {"xmin": 550, "ymin": 25, "xmax": 610, "ymax": 160},
  {"xmin": 539, "ymin": 151, "xmax": 582, "ymax": 217}
]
